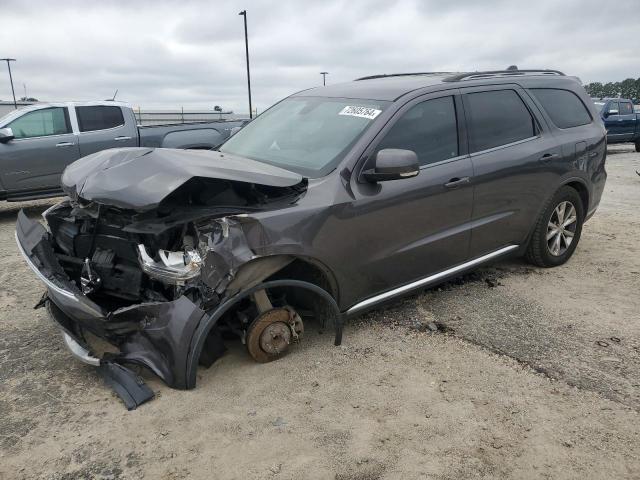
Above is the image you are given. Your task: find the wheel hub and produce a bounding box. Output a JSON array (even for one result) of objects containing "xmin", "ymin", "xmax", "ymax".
[
  {"xmin": 246, "ymin": 307, "xmax": 304, "ymax": 363},
  {"xmin": 546, "ymin": 200, "xmax": 577, "ymax": 256},
  {"xmin": 259, "ymin": 321, "xmax": 291, "ymax": 355}
]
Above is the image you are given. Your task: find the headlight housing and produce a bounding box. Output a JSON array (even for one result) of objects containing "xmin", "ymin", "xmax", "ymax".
[{"xmin": 137, "ymin": 244, "xmax": 203, "ymax": 284}]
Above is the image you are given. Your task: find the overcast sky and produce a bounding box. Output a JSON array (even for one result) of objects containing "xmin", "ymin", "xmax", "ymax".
[{"xmin": 1, "ymin": 0, "xmax": 638, "ymax": 113}]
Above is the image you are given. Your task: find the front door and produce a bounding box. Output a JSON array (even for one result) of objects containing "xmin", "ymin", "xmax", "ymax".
[
  {"xmin": 0, "ymin": 106, "xmax": 80, "ymax": 193},
  {"xmin": 347, "ymin": 93, "xmax": 474, "ymax": 300},
  {"xmin": 616, "ymin": 101, "xmax": 636, "ymax": 141},
  {"xmin": 603, "ymin": 101, "xmax": 629, "ymax": 140}
]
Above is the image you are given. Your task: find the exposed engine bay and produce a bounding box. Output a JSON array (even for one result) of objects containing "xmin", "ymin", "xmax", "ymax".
[{"xmin": 46, "ymin": 176, "xmax": 305, "ymax": 310}]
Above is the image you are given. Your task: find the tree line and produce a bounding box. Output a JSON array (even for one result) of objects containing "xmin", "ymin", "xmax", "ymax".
[{"xmin": 584, "ymin": 78, "xmax": 640, "ymax": 102}]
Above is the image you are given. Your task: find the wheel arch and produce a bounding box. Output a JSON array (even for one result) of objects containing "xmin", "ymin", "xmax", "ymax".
[
  {"xmin": 562, "ymin": 178, "xmax": 590, "ymax": 216},
  {"xmin": 224, "ymin": 254, "xmax": 340, "ymax": 303},
  {"xmin": 185, "ymin": 279, "xmax": 343, "ymax": 389},
  {"xmin": 523, "ymin": 177, "xmax": 589, "ymax": 251},
  {"xmin": 265, "ymin": 255, "xmax": 340, "ymax": 302}
]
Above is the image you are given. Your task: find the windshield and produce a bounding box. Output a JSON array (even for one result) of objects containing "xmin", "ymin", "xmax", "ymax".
[{"xmin": 220, "ymin": 97, "xmax": 389, "ymax": 177}]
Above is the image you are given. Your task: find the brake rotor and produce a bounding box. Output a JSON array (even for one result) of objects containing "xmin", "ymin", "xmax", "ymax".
[{"xmin": 246, "ymin": 307, "xmax": 304, "ymax": 363}]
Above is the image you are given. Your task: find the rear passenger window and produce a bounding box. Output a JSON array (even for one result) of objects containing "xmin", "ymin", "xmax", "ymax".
[
  {"xmin": 531, "ymin": 88, "xmax": 592, "ymax": 128},
  {"xmin": 620, "ymin": 102, "xmax": 633, "ymax": 115},
  {"xmin": 76, "ymin": 106, "xmax": 125, "ymax": 132},
  {"xmin": 376, "ymin": 96, "xmax": 458, "ymax": 166},
  {"xmin": 466, "ymin": 90, "xmax": 536, "ymax": 153}
]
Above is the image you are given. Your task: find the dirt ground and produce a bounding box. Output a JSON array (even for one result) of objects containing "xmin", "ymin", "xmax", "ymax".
[{"xmin": 1, "ymin": 144, "xmax": 639, "ymax": 479}]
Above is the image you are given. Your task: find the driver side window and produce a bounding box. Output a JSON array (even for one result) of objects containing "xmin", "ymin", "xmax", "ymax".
[
  {"xmin": 8, "ymin": 107, "xmax": 71, "ymax": 139},
  {"xmin": 376, "ymin": 96, "xmax": 459, "ymax": 166}
]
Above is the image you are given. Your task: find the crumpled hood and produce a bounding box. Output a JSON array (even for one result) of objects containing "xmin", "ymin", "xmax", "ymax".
[{"xmin": 61, "ymin": 147, "xmax": 304, "ymax": 211}]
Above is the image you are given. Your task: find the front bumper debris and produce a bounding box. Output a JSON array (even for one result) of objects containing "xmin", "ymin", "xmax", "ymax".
[
  {"xmin": 15, "ymin": 210, "xmax": 226, "ymax": 408},
  {"xmin": 16, "ymin": 207, "xmax": 344, "ymax": 409},
  {"xmin": 98, "ymin": 362, "xmax": 155, "ymax": 411},
  {"xmin": 61, "ymin": 331, "xmax": 100, "ymax": 366}
]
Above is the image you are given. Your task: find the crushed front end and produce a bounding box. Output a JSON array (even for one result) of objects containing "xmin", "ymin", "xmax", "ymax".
[{"xmin": 15, "ymin": 149, "xmax": 318, "ymax": 407}]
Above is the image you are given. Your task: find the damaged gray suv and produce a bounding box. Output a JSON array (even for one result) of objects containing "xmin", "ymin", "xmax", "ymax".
[{"xmin": 16, "ymin": 69, "xmax": 607, "ymax": 407}]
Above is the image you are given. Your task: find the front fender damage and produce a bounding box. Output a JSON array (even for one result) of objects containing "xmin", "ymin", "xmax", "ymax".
[
  {"xmin": 110, "ymin": 296, "xmax": 208, "ymax": 390},
  {"xmin": 198, "ymin": 216, "xmax": 294, "ymax": 296}
]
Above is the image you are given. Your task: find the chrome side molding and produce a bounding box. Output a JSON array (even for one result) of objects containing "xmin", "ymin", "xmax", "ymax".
[{"xmin": 346, "ymin": 245, "xmax": 519, "ymax": 315}]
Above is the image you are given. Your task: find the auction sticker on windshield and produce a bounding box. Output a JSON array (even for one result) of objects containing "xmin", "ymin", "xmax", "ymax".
[{"xmin": 339, "ymin": 106, "xmax": 382, "ymax": 120}]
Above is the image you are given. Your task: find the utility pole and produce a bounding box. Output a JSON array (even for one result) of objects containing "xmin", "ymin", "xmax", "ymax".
[
  {"xmin": 238, "ymin": 10, "xmax": 253, "ymax": 118},
  {"xmin": 320, "ymin": 71, "xmax": 329, "ymax": 86},
  {"xmin": 1, "ymin": 58, "xmax": 17, "ymax": 108}
]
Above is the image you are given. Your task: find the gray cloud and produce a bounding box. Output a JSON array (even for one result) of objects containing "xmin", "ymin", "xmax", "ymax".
[{"xmin": 0, "ymin": 0, "xmax": 638, "ymax": 113}]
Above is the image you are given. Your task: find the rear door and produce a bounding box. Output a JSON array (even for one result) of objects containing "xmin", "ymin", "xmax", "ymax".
[
  {"xmin": 461, "ymin": 86, "xmax": 560, "ymax": 257},
  {"xmin": 0, "ymin": 106, "xmax": 80, "ymax": 192},
  {"xmin": 75, "ymin": 105, "xmax": 137, "ymax": 156}
]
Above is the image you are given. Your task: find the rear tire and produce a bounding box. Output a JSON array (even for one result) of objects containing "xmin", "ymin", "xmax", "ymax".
[
  {"xmin": 635, "ymin": 140, "xmax": 640, "ymax": 153},
  {"xmin": 526, "ymin": 186, "xmax": 584, "ymax": 268}
]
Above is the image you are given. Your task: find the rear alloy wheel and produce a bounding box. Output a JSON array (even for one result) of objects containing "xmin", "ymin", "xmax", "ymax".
[
  {"xmin": 526, "ymin": 186, "xmax": 584, "ymax": 267},
  {"xmin": 546, "ymin": 201, "xmax": 578, "ymax": 257}
]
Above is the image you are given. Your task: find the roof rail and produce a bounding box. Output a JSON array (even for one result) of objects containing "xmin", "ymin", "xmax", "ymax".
[
  {"xmin": 443, "ymin": 69, "xmax": 565, "ymax": 82},
  {"xmin": 355, "ymin": 72, "xmax": 453, "ymax": 81}
]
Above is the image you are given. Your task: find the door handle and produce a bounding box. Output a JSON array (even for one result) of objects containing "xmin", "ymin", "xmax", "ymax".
[
  {"xmin": 539, "ymin": 153, "xmax": 560, "ymax": 162},
  {"xmin": 444, "ymin": 177, "xmax": 470, "ymax": 188},
  {"xmin": 588, "ymin": 151, "xmax": 598, "ymax": 158},
  {"xmin": 114, "ymin": 136, "xmax": 132, "ymax": 141},
  {"xmin": 56, "ymin": 142, "xmax": 74, "ymax": 147}
]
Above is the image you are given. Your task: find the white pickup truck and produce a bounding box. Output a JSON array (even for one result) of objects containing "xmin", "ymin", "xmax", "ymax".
[{"xmin": 0, "ymin": 101, "xmax": 247, "ymax": 201}]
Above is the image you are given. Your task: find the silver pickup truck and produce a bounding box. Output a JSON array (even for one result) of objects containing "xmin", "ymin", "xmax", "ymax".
[{"xmin": 0, "ymin": 101, "xmax": 247, "ymax": 201}]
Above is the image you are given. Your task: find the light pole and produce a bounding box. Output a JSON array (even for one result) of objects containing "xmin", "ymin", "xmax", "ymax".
[
  {"xmin": 320, "ymin": 71, "xmax": 329, "ymax": 86},
  {"xmin": 1, "ymin": 58, "xmax": 17, "ymax": 109},
  {"xmin": 238, "ymin": 10, "xmax": 253, "ymax": 118}
]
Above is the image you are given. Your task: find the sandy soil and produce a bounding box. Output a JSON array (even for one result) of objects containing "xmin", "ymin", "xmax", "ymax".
[{"xmin": 1, "ymin": 145, "xmax": 639, "ymax": 479}]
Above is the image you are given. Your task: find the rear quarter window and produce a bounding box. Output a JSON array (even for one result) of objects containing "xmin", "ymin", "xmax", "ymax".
[
  {"xmin": 76, "ymin": 106, "xmax": 125, "ymax": 132},
  {"xmin": 465, "ymin": 89, "xmax": 536, "ymax": 153},
  {"xmin": 531, "ymin": 89, "xmax": 592, "ymax": 129}
]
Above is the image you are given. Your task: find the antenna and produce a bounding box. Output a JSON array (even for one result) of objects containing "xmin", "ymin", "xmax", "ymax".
[{"xmin": 111, "ymin": 89, "xmax": 118, "ymax": 101}]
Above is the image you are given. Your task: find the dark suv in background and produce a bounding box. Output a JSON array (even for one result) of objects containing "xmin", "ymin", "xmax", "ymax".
[{"xmin": 16, "ymin": 69, "xmax": 607, "ymax": 406}]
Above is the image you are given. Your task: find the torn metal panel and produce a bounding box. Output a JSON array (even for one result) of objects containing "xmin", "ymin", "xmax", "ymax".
[{"xmin": 198, "ymin": 217, "xmax": 257, "ymax": 293}]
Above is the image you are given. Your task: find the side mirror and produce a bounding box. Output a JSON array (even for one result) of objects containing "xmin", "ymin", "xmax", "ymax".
[
  {"xmin": 0, "ymin": 127, "xmax": 14, "ymax": 143},
  {"xmin": 604, "ymin": 109, "xmax": 619, "ymax": 117},
  {"xmin": 363, "ymin": 149, "xmax": 419, "ymax": 182}
]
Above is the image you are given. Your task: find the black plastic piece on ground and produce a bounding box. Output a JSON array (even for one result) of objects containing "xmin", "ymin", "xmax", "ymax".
[{"xmin": 99, "ymin": 361, "xmax": 155, "ymax": 410}]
